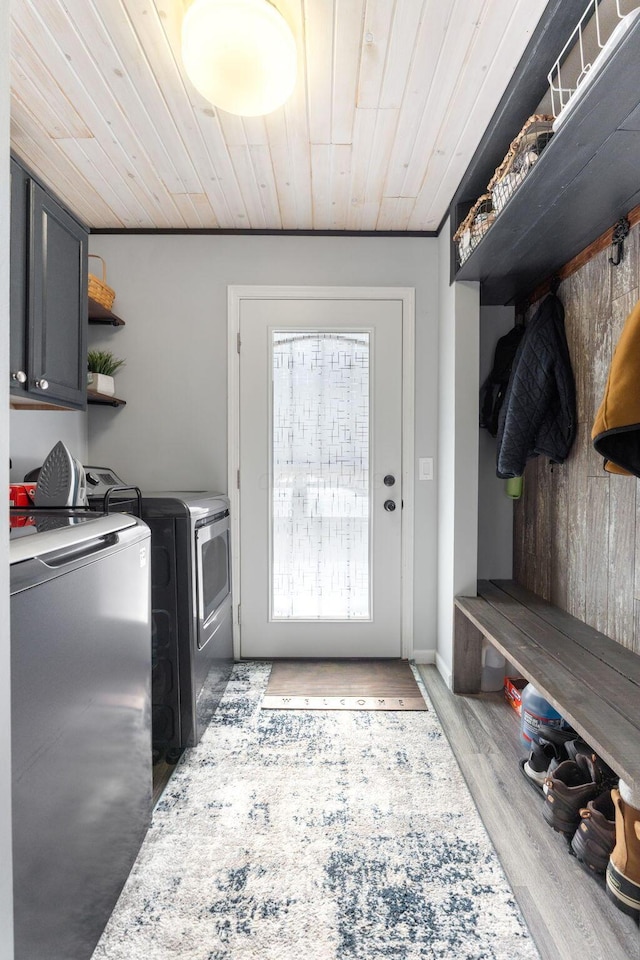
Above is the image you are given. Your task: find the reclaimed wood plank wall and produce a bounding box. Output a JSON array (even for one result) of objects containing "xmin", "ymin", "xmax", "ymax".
[{"xmin": 513, "ymin": 221, "xmax": 640, "ymax": 653}]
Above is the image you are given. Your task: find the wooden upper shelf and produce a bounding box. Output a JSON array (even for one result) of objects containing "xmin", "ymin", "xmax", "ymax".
[
  {"xmin": 454, "ymin": 18, "xmax": 640, "ymax": 305},
  {"xmin": 88, "ymin": 296, "xmax": 125, "ymax": 326},
  {"xmin": 86, "ymin": 391, "xmax": 126, "ymax": 407}
]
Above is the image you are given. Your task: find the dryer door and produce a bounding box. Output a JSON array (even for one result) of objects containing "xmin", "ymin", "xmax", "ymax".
[{"xmin": 195, "ymin": 510, "xmax": 231, "ymax": 650}]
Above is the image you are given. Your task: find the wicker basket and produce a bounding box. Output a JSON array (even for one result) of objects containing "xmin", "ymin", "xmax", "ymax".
[
  {"xmin": 488, "ymin": 115, "xmax": 554, "ymax": 216},
  {"xmin": 453, "ymin": 194, "xmax": 496, "ymax": 265},
  {"xmin": 88, "ymin": 254, "xmax": 116, "ymax": 310}
]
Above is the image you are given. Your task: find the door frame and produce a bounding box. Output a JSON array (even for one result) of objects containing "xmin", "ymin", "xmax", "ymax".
[{"xmin": 228, "ymin": 285, "xmax": 415, "ymax": 661}]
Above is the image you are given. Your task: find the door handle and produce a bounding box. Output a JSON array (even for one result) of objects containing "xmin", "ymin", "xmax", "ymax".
[
  {"xmin": 384, "ymin": 500, "xmax": 396, "ymax": 512},
  {"xmin": 383, "ymin": 474, "xmax": 395, "ymax": 486}
]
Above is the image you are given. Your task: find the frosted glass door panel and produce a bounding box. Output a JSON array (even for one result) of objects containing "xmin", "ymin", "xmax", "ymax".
[{"xmin": 272, "ymin": 332, "xmax": 370, "ymax": 620}]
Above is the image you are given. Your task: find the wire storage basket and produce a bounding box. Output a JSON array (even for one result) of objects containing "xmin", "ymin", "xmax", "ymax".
[
  {"xmin": 488, "ymin": 115, "xmax": 554, "ymax": 216},
  {"xmin": 547, "ymin": 0, "xmax": 639, "ymax": 126},
  {"xmin": 453, "ymin": 194, "xmax": 496, "ymax": 266},
  {"xmin": 88, "ymin": 254, "xmax": 116, "ymax": 310}
]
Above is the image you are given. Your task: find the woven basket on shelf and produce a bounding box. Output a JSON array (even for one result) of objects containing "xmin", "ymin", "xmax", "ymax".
[
  {"xmin": 488, "ymin": 114, "xmax": 554, "ymax": 216},
  {"xmin": 452, "ymin": 194, "xmax": 496, "ymax": 265},
  {"xmin": 88, "ymin": 254, "xmax": 116, "ymax": 310}
]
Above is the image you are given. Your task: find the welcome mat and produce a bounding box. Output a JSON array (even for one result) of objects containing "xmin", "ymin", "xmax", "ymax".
[{"xmin": 261, "ymin": 659, "xmax": 427, "ymax": 710}]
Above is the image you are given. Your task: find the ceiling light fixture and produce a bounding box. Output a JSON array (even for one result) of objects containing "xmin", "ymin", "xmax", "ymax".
[{"xmin": 182, "ymin": 0, "xmax": 297, "ymax": 117}]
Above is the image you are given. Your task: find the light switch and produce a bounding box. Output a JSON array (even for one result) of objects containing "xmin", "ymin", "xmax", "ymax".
[{"xmin": 419, "ymin": 457, "xmax": 433, "ymax": 481}]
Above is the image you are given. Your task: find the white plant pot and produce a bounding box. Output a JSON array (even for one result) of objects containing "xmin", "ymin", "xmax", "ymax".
[{"xmin": 87, "ymin": 372, "xmax": 115, "ymax": 396}]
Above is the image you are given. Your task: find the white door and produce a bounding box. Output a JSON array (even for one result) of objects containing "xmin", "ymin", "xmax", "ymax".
[{"xmin": 238, "ymin": 293, "xmax": 405, "ymax": 659}]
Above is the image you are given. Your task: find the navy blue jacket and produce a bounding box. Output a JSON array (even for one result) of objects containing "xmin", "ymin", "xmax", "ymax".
[{"xmin": 496, "ymin": 294, "xmax": 576, "ymax": 479}]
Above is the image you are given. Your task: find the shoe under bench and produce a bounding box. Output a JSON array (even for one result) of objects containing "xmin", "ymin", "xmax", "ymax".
[{"xmin": 453, "ymin": 579, "xmax": 640, "ymax": 794}]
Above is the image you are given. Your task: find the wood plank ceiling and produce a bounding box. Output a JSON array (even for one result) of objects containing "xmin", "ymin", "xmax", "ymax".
[{"xmin": 10, "ymin": 0, "xmax": 551, "ymax": 231}]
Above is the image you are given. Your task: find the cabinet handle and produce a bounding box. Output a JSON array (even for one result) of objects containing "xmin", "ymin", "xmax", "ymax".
[
  {"xmin": 11, "ymin": 370, "xmax": 27, "ymax": 383},
  {"xmin": 35, "ymin": 378, "xmax": 49, "ymax": 391}
]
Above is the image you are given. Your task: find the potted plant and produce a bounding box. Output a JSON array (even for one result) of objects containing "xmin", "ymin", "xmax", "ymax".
[{"xmin": 87, "ymin": 350, "xmax": 125, "ymax": 397}]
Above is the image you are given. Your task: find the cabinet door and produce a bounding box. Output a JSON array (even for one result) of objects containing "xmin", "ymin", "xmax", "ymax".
[
  {"xmin": 28, "ymin": 182, "xmax": 88, "ymax": 409},
  {"xmin": 10, "ymin": 159, "xmax": 29, "ymax": 396}
]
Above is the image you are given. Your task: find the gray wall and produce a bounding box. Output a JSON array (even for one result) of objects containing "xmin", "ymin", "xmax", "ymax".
[
  {"xmin": 436, "ymin": 222, "xmax": 480, "ymax": 684},
  {"xmin": 477, "ymin": 305, "xmax": 515, "ymax": 579},
  {"xmin": 9, "ymin": 410, "xmax": 87, "ymax": 481},
  {"xmin": 88, "ymin": 234, "xmax": 441, "ymax": 657},
  {"xmin": 1, "ymin": 0, "xmax": 15, "ymax": 953},
  {"xmin": 514, "ymin": 226, "xmax": 640, "ymax": 650}
]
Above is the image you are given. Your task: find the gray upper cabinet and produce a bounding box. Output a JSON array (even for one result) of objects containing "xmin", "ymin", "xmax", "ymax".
[
  {"xmin": 10, "ymin": 159, "xmax": 29, "ymax": 393},
  {"xmin": 10, "ymin": 157, "xmax": 88, "ymax": 410}
]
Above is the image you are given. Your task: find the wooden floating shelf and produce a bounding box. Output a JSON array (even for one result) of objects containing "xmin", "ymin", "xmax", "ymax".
[
  {"xmin": 87, "ymin": 391, "xmax": 126, "ymax": 407},
  {"xmin": 88, "ymin": 296, "xmax": 125, "ymax": 326}
]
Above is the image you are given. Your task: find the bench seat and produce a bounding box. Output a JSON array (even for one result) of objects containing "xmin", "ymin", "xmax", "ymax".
[{"xmin": 454, "ymin": 579, "xmax": 640, "ymax": 793}]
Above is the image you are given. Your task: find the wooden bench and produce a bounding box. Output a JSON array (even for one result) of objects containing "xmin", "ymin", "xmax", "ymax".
[{"xmin": 453, "ymin": 579, "xmax": 640, "ymax": 794}]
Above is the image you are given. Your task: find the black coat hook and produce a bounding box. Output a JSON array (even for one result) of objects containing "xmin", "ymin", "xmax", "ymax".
[
  {"xmin": 549, "ymin": 275, "xmax": 561, "ymax": 295},
  {"xmin": 609, "ymin": 217, "xmax": 630, "ymax": 266}
]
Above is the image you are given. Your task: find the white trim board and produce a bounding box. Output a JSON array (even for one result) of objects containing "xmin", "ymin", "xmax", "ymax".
[
  {"xmin": 435, "ymin": 652, "xmax": 453, "ymax": 690},
  {"xmin": 228, "ymin": 285, "xmax": 416, "ymax": 661},
  {"xmin": 412, "ymin": 649, "xmax": 437, "ymax": 665}
]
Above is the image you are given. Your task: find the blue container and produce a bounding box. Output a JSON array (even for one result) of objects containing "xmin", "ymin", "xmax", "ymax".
[{"xmin": 520, "ymin": 683, "xmax": 564, "ymax": 748}]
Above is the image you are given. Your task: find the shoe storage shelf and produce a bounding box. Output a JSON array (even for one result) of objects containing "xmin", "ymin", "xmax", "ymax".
[{"xmin": 453, "ymin": 579, "xmax": 640, "ymax": 796}]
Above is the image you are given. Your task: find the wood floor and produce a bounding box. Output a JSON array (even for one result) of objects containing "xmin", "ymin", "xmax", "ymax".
[
  {"xmin": 152, "ymin": 757, "xmax": 180, "ymax": 808},
  {"xmin": 417, "ymin": 665, "xmax": 640, "ymax": 960}
]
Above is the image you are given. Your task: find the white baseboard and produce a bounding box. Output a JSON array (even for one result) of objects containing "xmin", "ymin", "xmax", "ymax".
[
  {"xmin": 411, "ymin": 649, "xmax": 436, "ymax": 665},
  {"xmin": 435, "ymin": 652, "xmax": 452, "ymax": 689}
]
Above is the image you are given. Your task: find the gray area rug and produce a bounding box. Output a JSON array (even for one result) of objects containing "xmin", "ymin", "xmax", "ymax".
[{"xmin": 93, "ymin": 663, "xmax": 540, "ymax": 960}]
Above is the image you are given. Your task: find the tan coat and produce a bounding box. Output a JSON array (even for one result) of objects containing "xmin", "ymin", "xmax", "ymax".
[{"xmin": 592, "ymin": 298, "xmax": 640, "ymax": 476}]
